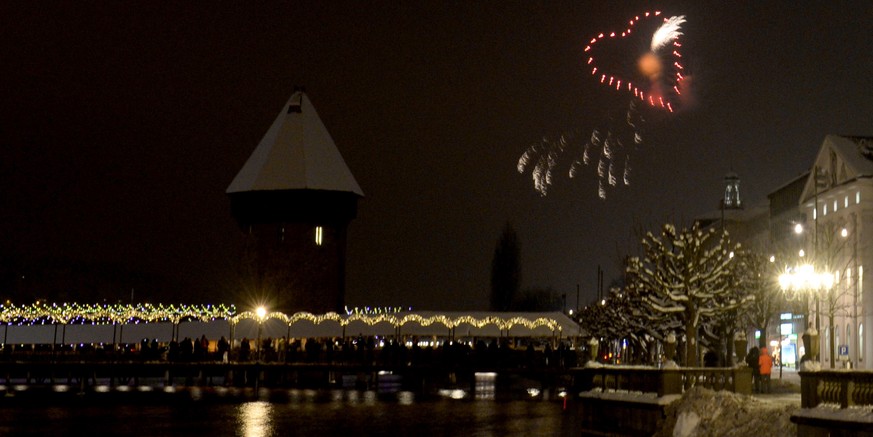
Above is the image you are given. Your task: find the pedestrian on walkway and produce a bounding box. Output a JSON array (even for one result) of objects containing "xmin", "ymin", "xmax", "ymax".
[
  {"xmin": 745, "ymin": 346, "xmax": 760, "ymax": 392},
  {"xmin": 758, "ymin": 346, "xmax": 773, "ymax": 393}
]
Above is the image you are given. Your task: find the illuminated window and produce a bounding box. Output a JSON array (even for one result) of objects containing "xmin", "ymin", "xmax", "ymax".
[
  {"xmin": 824, "ymin": 203, "xmax": 828, "ymax": 215},
  {"xmin": 833, "ymin": 200, "xmax": 838, "ymax": 212},
  {"xmin": 857, "ymin": 191, "xmax": 861, "ymax": 204},
  {"xmin": 813, "ymin": 208, "xmax": 817, "ymax": 220},
  {"xmin": 845, "ymin": 196, "xmax": 849, "ymax": 208},
  {"xmin": 315, "ymin": 226, "xmax": 323, "ymax": 246}
]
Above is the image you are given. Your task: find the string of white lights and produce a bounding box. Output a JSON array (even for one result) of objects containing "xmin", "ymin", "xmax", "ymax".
[{"xmin": 0, "ymin": 303, "xmax": 563, "ymax": 332}]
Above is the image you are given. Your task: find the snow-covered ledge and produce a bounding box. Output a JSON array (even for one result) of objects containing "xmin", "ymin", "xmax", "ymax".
[
  {"xmin": 578, "ymin": 388, "xmax": 681, "ymax": 406},
  {"xmin": 573, "ymin": 364, "xmax": 753, "ymax": 398}
]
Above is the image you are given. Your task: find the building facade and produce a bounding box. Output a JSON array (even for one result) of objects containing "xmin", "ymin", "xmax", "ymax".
[
  {"xmin": 795, "ymin": 135, "xmax": 873, "ymax": 369},
  {"xmin": 702, "ymin": 136, "xmax": 873, "ymax": 369}
]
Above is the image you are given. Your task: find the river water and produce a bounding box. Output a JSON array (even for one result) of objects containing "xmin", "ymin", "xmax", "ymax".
[{"xmin": 0, "ymin": 388, "xmax": 581, "ymax": 436}]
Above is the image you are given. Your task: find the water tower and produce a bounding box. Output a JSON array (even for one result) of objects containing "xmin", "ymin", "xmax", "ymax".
[{"xmin": 227, "ymin": 88, "xmax": 363, "ymax": 313}]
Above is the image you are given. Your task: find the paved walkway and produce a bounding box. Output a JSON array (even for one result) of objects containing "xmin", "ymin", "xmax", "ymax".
[
  {"xmin": 750, "ymin": 365, "xmax": 801, "ymax": 406},
  {"xmin": 771, "ymin": 365, "xmax": 801, "ymax": 385}
]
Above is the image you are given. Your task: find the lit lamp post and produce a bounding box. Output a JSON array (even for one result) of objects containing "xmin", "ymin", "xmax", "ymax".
[
  {"xmin": 255, "ymin": 306, "xmax": 267, "ymax": 362},
  {"xmin": 778, "ymin": 265, "xmax": 833, "ymax": 364}
]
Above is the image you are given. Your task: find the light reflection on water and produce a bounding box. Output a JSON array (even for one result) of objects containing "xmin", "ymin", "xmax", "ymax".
[
  {"xmin": 0, "ymin": 388, "xmax": 579, "ymax": 436},
  {"xmin": 238, "ymin": 401, "xmax": 272, "ymax": 437},
  {"xmin": 474, "ymin": 372, "xmax": 497, "ymax": 400}
]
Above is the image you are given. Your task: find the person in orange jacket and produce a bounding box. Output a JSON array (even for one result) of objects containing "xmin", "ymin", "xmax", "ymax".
[{"xmin": 758, "ymin": 346, "xmax": 773, "ymax": 393}]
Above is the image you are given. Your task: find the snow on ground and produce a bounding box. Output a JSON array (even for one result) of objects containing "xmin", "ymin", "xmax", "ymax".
[
  {"xmin": 653, "ymin": 377, "xmax": 801, "ymax": 437},
  {"xmin": 654, "ymin": 386, "xmax": 798, "ymax": 437},
  {"xmin": 584, "ymin": 366, "xmax": 873, "ymax": 436}
]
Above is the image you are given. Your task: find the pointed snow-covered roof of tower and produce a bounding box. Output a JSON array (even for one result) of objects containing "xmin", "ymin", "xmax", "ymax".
[{"xmin": 227, "ymin": 90, "xmax": 364, "ymax": 196}]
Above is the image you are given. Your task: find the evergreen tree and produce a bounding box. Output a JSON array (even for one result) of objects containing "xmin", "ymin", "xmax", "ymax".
[
  {"xmin": 490, "ymin": 222, "xmax": 520, "ymax": 311},
  {"xmin": 735, "ymin": 250, "xmax": 781, "ymax": 348}
]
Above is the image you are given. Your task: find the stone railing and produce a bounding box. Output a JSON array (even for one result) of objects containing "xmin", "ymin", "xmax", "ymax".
[
  {"xmin": 572, "ymin": 365, "xmax": 753, "ymax": 396},
  {"xmin": 799, "ymin": 370, "xmax": 873, "ymax": 408}
]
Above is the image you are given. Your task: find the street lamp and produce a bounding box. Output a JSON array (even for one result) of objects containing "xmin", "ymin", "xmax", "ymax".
[
  {"xmin": 778, "ymin": 265, "xmax": 833, "ymax": 363},
  {"xmin": 778, "ymin": 265, "xmax": 834, "ymax": 292},
  {"xmin": 256, "ymin": 306, "xmax": 267, "ymax": 362}
]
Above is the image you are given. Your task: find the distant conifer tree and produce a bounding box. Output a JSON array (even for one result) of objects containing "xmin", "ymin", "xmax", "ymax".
[{"xmin": 490, "ymin": 222, "xmax": 521, "ymax": 311}]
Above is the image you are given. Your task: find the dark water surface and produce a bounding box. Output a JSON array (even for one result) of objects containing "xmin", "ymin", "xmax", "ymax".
[{"xmin": 0, "ymin": 390, "xmax": 580, "ymax": 436}]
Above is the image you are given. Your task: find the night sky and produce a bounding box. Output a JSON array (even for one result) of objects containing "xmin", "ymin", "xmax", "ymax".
[{"xmin": 1, "ymin": 2, "xmax": 872, "ymax": 311}]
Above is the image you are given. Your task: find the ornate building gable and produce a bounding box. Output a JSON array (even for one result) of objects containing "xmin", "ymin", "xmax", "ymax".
[{"xmin": 800, "ymin": 135, "xmax": 873, "ymax": 206}]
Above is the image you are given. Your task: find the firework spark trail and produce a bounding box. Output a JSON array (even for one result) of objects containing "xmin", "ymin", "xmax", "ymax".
[
  {"xmin": 518, "ymin": 10, "xmax": 688, "ymax": 199},
  {"xmin": 518, "ymin": 135, "xmax": 570, "ymax": 196},
  {"xmin": 651, "ymin": 15, "xmax": 686, "ymax": 51},
  {"xmin": 623, "ymin": 155, "xmax": 632, "ymax": 185},
  {"xmin": 519, "ymin": 100, "xmax": 644, "ymax": 199}
]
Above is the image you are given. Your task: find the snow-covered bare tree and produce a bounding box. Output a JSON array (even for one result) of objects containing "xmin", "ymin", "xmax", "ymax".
[
  {"xmin": 813, "ymin": 221, "xmax": 858, "ymax": 368},
  {"xmin": 735, "ymin": 250, "xmax": 784, "ymax": 348},
  {"xmin": 626, "ymin": 222, "xmax": 741, "ymax": 367},
  {"xmin": 577, "ymin": 299, "xmax": 609, "ymax": 357},
  {"xmin": 598, "ymin": 287, "xmax": 643, "ymax": 363},
  {"xmin": 700, "ymin": 245, "xmax": 761, "ymax": 365},
  {"xmin": 624, "ymin": 264, "xmax": 683, "ymax": 363}
]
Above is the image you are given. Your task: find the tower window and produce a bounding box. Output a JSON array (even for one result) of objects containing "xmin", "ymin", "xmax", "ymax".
[
  {"xmin": 315, "ymin": 226, "xmax": 323, "ymax": 246},
  {"xmin": 722, "ymin": 173, "xmax": 741, "ymax": 209}
]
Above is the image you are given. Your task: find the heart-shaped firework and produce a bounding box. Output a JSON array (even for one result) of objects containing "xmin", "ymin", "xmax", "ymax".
[
  {"xmin": 518, "ymin": 10, "xmax": 690, "ymax": 199},
  {"xmin": 584, "ymin": 11, "xmax": 686, "ymax": 112}
]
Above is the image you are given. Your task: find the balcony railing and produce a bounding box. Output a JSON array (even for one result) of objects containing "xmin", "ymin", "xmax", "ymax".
[{"xmin": 799, "ymin": 370, "xmax": 873, "ymax": 408}]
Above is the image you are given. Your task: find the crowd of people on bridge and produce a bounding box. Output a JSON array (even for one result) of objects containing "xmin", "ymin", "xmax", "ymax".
[
  {"xmin": 208, "ymin": 335, "xmax": 581, "ymax": 370},
  {"xmin": 3, "ymin": 334, "xmax": 582, "ymax": 370}
]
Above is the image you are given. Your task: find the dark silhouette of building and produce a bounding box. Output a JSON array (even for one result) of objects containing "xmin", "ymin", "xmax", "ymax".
[{"xmin": 227, "ymin": 88, "xmax": 363, "ymax": 313}]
